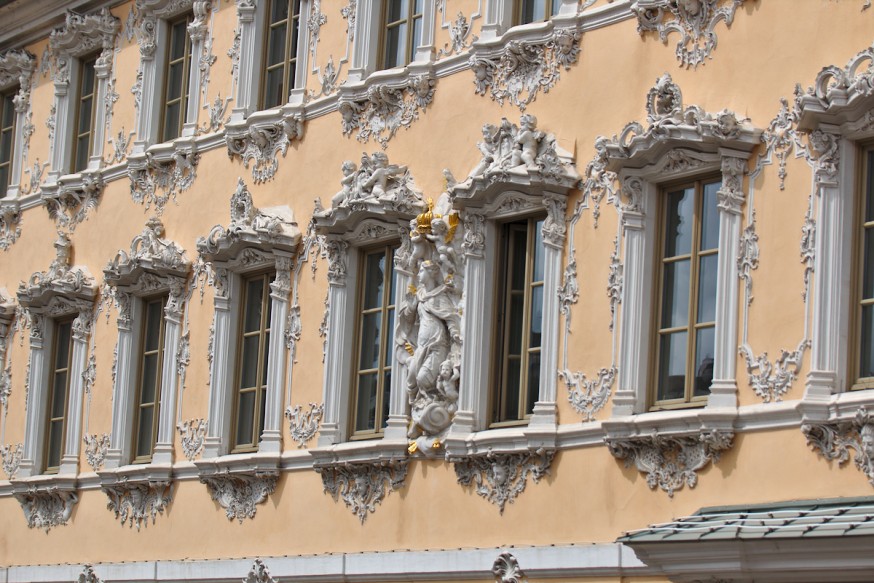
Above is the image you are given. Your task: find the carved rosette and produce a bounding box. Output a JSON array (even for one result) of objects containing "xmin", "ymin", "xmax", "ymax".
[
  {"xmin": 606, "ymin": 430, "xmax": 733, "ymax": 497},
  {"xmin": 803, "ymin": 406, "xmax": 874, "ymax": 487},
  {"xmin": 632, "ymin": 0, "xmax": 746, "ymax": 69},
  {"xmin": 452, "ymin": 450, "xmax": 554, "ymax": 514},
  {"xmin": 225, "ymin": 114, "xmax": 303, "ymax": 184},
  {"xmin": 317, "ymin": 459, "xmax": 408, "ymax": 523},
  {"xmin": 12, "ymin": 487, "xmax": 79, "ymax": 531},
  {"xmin": 102, "ymin": 480, "xmax": 172, "ymax": 529},
  {"xmin": 469, "ymin": 28, "xmax": 580, "ymax": 111},
  {"xmin": 201, "ymin": 471, "xmax": 279, "ymax": 522},
  {"xmin": 493, "ymin": 551, "xmax": 527, "ymax": 583},
  {"xmin": 284, "ymin": 403, "xmax": 323, "ymax": 448},
  {"xmin": 128, "ymin": 150, "xmax": 201, "ymax": 214},
  {"xmin": 337, "ymin": 73, "xmax": 436, "ymax": 149}
]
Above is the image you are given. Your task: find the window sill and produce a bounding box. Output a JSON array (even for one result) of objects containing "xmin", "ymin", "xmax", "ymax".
[
  {"xmin": 9, "ymin": 473, "xmax": 79, "ymax": 531},
  {"xmin": 193, "ymin": 452, "xmax": 280, "ymax": 522}
]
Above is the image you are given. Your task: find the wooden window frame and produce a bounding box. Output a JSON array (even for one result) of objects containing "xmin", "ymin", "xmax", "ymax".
[
  {"xmin": 231, "ymin": 271, "xmax": 273, "ymax": 453},
  {"xmin": 649, "ymin": 176, "xmax": 721, "ymax": 410},
  {"xmin": 69, "ymin": 54, "xmax": 99, "ymax": 174},
  {"xmin": 516, "ymin": 0, "xmax": 562, "ymax": 25},
  {"xmin": 131, "ymin": 295, "xmax": 168, "ymax": 464},
  {"xmin": 260, "ymin": 0, "xmax": 302, "ymax": 110},
  {"xmin": 159, "ymin": 12, "xmax": 194, "ymax": 143},
  {"xmin": 0, "ymin": 86, "xmax": 17, "ymax": 196},
  {"xmin": 350, "ymin": 244, "xmax": 397, "ymax": 440},
  {"xmin": 490, "ymin": 215, "xmax": 545, "ymax": 427},
  {"xmin": 379, "ymin": 0, "xmax": 424, "ymax": 70},
  {"xmin": 44, "ymin": 318, "xmax": 74, "ymax": 474},
  {"xmin": 850, "ymin": 145, "xmax": 874, "ymax": 390}
]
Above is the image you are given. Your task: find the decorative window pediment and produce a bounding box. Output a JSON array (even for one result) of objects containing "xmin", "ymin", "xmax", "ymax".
[
  {"xmin": 0, "ymin": 48, "xmax": 36, "ymax": 202},
  {"xmin": 104, "ymin": 217, "xmax": 191, "ymax": 295},
  {"xmin": 17, "ymin": 234, "xmax": 97, "ymax": 314}
]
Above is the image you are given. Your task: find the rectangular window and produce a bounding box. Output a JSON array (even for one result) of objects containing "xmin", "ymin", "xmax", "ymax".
[
  {"xmin": 0, "ymin": 88, "xmax": 16, "ymax": 196},
  {"xmin": 45, "ymin": 319, "xmax": 74, "ymax": 473},
  {"xmin": 652, "ymin": 179, "xmax": 720, "ymax": 408},
  {"xmin": 233, "ymin": 273, "xmax": 273, "ymax": 451},
  {"xmin": 854, "ymin": 148, "xmax": 874, "ymax": 389},
  {"xmin": 352, "ymin": 245, "xmax": 396, "ymax": 439},
  {"xmin": 71, "ymin": 55, "xmax": 98, "ymax": 173},
  {"xmin": 261, "ymin": 0, "xmax": 302, "ymax": 110},
  {"xmin": 518, "ymin": 0, "xmax": 562, "ymax": 24},
  {"xmin": 381, "ymin": 0, "xmax": 423, "ymax": 70},
  {"xmin": 161, "ymin": 14, "xmax": 193, "ymax": 142},
  {"xmin": 132, "ymin": 296, "xmax": 167, "ymax": 463},
  {"xmin": 492, "ymin": 217, "xmax": 545, "ymax": 426}
]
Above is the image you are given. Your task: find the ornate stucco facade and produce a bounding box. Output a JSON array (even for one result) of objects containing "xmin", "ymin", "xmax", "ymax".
[{"xmin": 0, "ymin": 1, "xmax": 873, "ymax": 581}]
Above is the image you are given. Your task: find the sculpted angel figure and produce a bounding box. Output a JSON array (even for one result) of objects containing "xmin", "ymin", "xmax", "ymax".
[
  {"xmin": 511, "ymin": 114, "xmax": 543, "ymax": 168},
  {"xmin": 362, "ymin": 152, "xmax": 407, "ymax": 201},
  {"xmin": 331, "ymin": 160, "xmax": 358, "ymax": 208},
  {"xmin": 469, "ymin": 124, "xmax": 500, "ymax": 178}
]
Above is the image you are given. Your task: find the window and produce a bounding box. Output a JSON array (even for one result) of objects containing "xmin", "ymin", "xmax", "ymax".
[
  {"xmin": 44, "ymin": 319, "xmax": 74, "ymax": 474},
  {"xmin": 517, "ymin": 0, "xmax": 562, "ymax": 24},
  {"xmin": 853, "ymin": 149, "xmax": 874, "ymax": 389},
  {"xmin": 71, "ymin": 55, "xmax": 98, "ymax": 173},
  {"xmin": 161, "ymin": 13, "xmax": 193, "ymax": 142},
  {"xmin": 132, "ymin": 296, "xmax": 167, "ymax": 463},
  {"xmin": 262, "ymin": 0, "xmax": 302, "ymax": 110},
  {"xmin": 352, "ymin": 245, "xmax": 397, "ymax": 439},
  {"xmin": 492, "ymin": 217, "xmax": 545, "ymax": 425},
  {"xmin": 233, "ymin": 272, "xmax": 273, "ymax": 451},
  {"xmin": 381, "ymin": 0, "xmax": 423, "ymax": 70},
  {"xmin": 0, "ymin": 87, "xmax": 17, "ymax": 196},
  {"xmin": 652, "ymin": 179, "xmax": 720, "ymax": 409}
]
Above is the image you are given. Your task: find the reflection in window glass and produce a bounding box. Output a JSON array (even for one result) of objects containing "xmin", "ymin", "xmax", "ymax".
[
  {"xmin": 162, "ymin": 14, "xmax": 193, "ymax": 142},
  {"xmin": 45, "ymin": 320, "xmax": 74, "ymax": 473},
  {"xmin": 262, "ymin": 0, "xmax": 302, "ymax": 109},
  {"xmin": 382, "ymin": 0, "xmax": 423, "ymax": 69},
  {"xmin": 234, "ymin": 273, "xmax": 273, "ymax": 451}
]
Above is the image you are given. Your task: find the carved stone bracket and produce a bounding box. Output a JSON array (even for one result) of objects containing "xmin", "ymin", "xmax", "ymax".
[
  {"xmin": 469, "ymin": 27, "xmax": 580, "ymax": 111},
  {"xmin": 225, "ymin": 111, "xmax": 303, "ymax": 184},
  {"xmin": 284, "ymin": 403, "xmax": 323, "ymax": 448},
  {"xmin": 337, "ymin": 72, "xmax": 435, "ymax": 149},
  {"xmin": 803, "ymin": 406, "xmax": 874, "ymax": 487},
  {"xmin": 200, "ymin": 471, "xmax": 279, "ymax": 522},
  {"xmin": 12, "ymin": 486, "xmax": 79, "ymax": 531},
  {"xmin": 632, "ymin": 0, "xmax": 746, "ymax": 69},
  {"xmin": 0, "ymin": 200, "xmax": 21, "ymax": 252},
  {"xmin": 101, "ymin": 479, "xmax": 172, "ymax": 529},
  {"xmin": 606, "ymin": 430, "xmax": 733, "ymax": 497},
  {"xmin": 316, "ymin": 459, "xmax": 408, "ymax": 523},
  {"xmin": 452, "ymin": 450, "xmax": 554, "ymax": 514},
  {"xmin": 244, "ymin": 558, "xmax": 278, "ymax": 583},
  {"xmin": 41, "ymin": 171, "xmax": 106, "ymax": 231},
  {"xmin": 493, "ymin": 551, "xmax": 527, "ymax": 583},
  {"xmin": 128, "ymin": 149, "xmax": 201, "ymax": 214}
]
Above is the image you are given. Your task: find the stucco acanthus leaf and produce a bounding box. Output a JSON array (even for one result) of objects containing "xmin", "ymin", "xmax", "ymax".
[
  {"xmin": 803, "ymin": 406, "xmax": 874, "ymax": 487},
  {"xmin": 759, "ymin": 97, "xmax": 799, "ymax": 191},
  {"xmin": 469, "ymin": 27, "xmax": 580, "ymax": 111},
  {"xmin": 285, "ymin": 402, "xmax": 323, "ymax": 448},
  {"xmin": 341, "ymin": 0, "xmax": 357, "ymax": 42},
  {"xmin": 452, "ymin": 450, "xmax": 554, "ymax": 514},
  {"xmin": 308, "ymin": 0, "xmax": 327, "ymax": 61},
  {"xmin": 606, "ymin": 430, "xmax": 733, "ymax": 497},
  {"xmin": 0, "ymin": 48, "xmax": 36, "ymax": 93},
  {"xmin": 202, "ymin": 93, "xmax": 232, "ymax": 134},
  {"xmin": 177, "ymin": 418, "xmax": 207, "ymax": 461},
  {"xmin": 200, "ymin": 471, "xmax": 278, "ymax": 522},
  {"xmin": 439, "ymin": 12, "xmax": 477, "ymax": 57},
  {"xmin": 105, "ymin": 217, "xmax": 190, "ymax": 281},
  {"xmin": 632, "ymin": 0, "xmax": 745, "ymax": 69},
  {"xmin": 228, "ymin": 26, "xmax": 240, "ymax": 82},
  {"xmin": 108, "ymin": 128, "xmax": 135, "ymax": 163},
  {"xmin": 22, "ymin": 159, "xmax": 49, "ymax": 197},
  {"xmin": 317, "ymin": 459, "xmax": 408, "ymax": 523},
  {"xmin": 325, "ymin": 151, "xmax": 424, "ymax": 215},
  {"xmin": 493, "ymin": 552, "xmax": 527, "ymax": 583},
  {"xmin": 41, "ymin": 171, "xmax": 106, "ymax": 230},
  {"xmin": 0, "ymin": 200, "xmax": 22, "ymax": 251},
  {"xmin": 1, "ymin": 442, "xmax": 22, "ymax": 479},
  {"xmin": 77, "ymin": 564, "xmax": 103, "ymax": 583},
  {"xmin": 128, "ymin": 150, "xmax": 201, "ymax": 215},
  {"xmin": 83, "ymin": 432, "xmax": 110, "ymax": 471},
  {"xmin": 560, "ymin": 367, "xmax": 616, "ymax": 421},
  {"xmin": 338, "ymin": 73, "xmax": 435, "ymax": 149},
  {"xmin": 102, "ymin": 480, "xmax": 172, "ymax": 529},
  {"xmin": 226, "ymin": 114, "xmax": 303, "ymax": 183},
  {"xmin": 244, "ymin": 559, "xmax": 278, "ymax": 583},
  {"xmin": 134, "ymin": 0, "xmax": 196, "ymax": 58},
  {"xmin": 12, "ymin": 487, "xmax": 79, "ymax": 531},
  {"xmin": 739, "ymin": 339, "xmax": 808, "ymax": 403},
  {"xmin": 737, "ymin": 209, "xmax": 759, "ymax": 306}
]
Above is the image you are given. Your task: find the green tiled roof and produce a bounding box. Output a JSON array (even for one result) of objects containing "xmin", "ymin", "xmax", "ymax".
[{"xmin": 618, "ymin": 496, "xmax": 874, "ymax": 543}]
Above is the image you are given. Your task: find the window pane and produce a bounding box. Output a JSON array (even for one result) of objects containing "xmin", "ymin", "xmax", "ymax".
[
  {"xmin": 51, "ymin": 372, "xmax": 67, "ymax": 418},
  {"xmin": 240, "ymin": 335, "xmax": 260, "ymax": 388},
  {"xmin": 657, "ymin": 332, "xmax": 687, "ymax": 401},
  {"xmin": 664, "ymin": 187, "xmax": 694, "ymax": 257},
  {"xmin": 144, "ymin": 300, "xmax": 163, "ymax": 352},
  {"xmin": 696, "ymin": 253, "xmax": 718, "ymax": 324},
  {"xmin": 170, "ymin": 21, "xmax": 187, "ymax": 60},
  {"xmin": 529, "ymin": 285, "xmax": 543, "ymax": 348},
  {"xmin": 363, "ymin": 252, "xmax": 386, "ymax": 309},
  {"xmin": 261, "ymin": 331, "xmax": 270, "ymax": 385},
  {"xmin": 694, "ymin": 327, "xmax": 715, "ymax": 397},
  {"xmin": 267, "ymin": 24, "xmax": 287, "ymax": 67},
  {"xmin": 384, "ymin": 309, "xmax": 394, "ymax": 366},
  {"xmin": 861, "ymin": 304, "xmax": 874, "ymax": 378},
  {"xmin": 507, "ymin": 293, "xmax": 524, "ymax": 355},
  {"xmin": 866, "ymin": 151, "xmax": 874, "ymax": 223},
  {"xmin": 270, "ymin": 0, "xmax": 289, "ymax": 22},
  {"xmin": 863, "ymin": 228, "xmax": 874, "ymax": 300},
  {"xmin": 532, "ymin": 220, "xmax": 545, "ymax": 283},
  {"xmin": 384, "ymin": 24, "xmax": 405, "ymax": 69},
  {"xmin": 661, "ymin": 259, "xmax": 690, "ymax": 328},
  {"xmin": 167, "ymin": 62, "xmax": 184, "ymax": 101},
  {"xmin": 236, "ymin": 390, "xmax": 256, "ymax": 445},
  {"xmin": 355, "ymin": 373, "xmax": 378, "ymax": 431},
  {"xmin": 387, "ymin": 0, "xmax": 407, "ymax": 21},
  {"xmin": 75, "ymin": 136, "xmax": 90, "ymax": 172},
  {"xmin": 81, "ymin": 61, "xmax": 95, "ymax": 96},
  {"xmin": 526, "ymin": 352, "xmax": 540, "ymax": 415},
  {"xmin": 359, "ymin": 312, "xmax": 382, "ymax": 370},
  {"xmin": 256, "ymin": 389, "xmax": 266, "ymax": 437},
  {"xmin": 0, "ymin": 167, "xmax": 8, "ymax": 195},
  {"xmin": 78, "ymin": 96, "xmax": 93, "ymax": 133},
  {"xmin": 264, "ymin": 68, "xmax": 285, "ymax": 109},
  {"xmin": 521, "ymin": 0, "xmax": 546, "ymax": 23},
  {"xmin": 140, "ymin": 353, "xmax": 159, "ymax": 404},
  {"xmin": 243, "ymin": 278, "xmax": 265, "ymax": 332},
  {"xmin": 551, "ymin": 0, "xmax": 561, "ymax": 15},
  {"xmin": 503, "ymin": 358, "xmax": 521, "ymax": 420},
  {"xmin": 0, "ymin": 129, "xmax": 13, "ymax": 161},
  {"xmin": 388, "ymin": 250, "xmax": 397, "ymax": 304},
  {"xmin": 382, "ymin": 370, "xmax": 391, "ymax": 428},
  {"xmin": 136, "ymin": 406, "xmax": 154, "ymax": 458},
  {"xmin": 2, "ymin": 93, "xmax": 15, "ymax": 127},
  {"xmin": 163, "ymin": 102, "xmax": 181, "ymax": 141},
  {"xmin": 410, "ymin": 16, "xmax": 422, "ymax": 63},
  {"xmin": 510, "ymin": 228, "xmax": 527, "ymax": 290},
  {"xmin": 54, "ymin": 323, "xmax": 71, "ymax": 368},
  {"xmin": 46, "ymin": 422, "xmax": 63, "ymax": 469},
  {"xmin": 700, "ymin": 181, "xmax": 721, "ymax": 251}
]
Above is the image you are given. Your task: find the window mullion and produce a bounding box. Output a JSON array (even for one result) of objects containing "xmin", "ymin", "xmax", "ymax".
[
  {"xmin": 686, "ymin": 181, "xmax": 703, "ymax": 402},
  {"xmin": 519, "ymin": 220, "xmax": 536, "ymax": 418}
]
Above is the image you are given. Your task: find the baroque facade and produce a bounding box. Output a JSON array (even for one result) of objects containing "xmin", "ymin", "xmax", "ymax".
[{"xmin": 0, "ymin": 0, "xmax": 873, "ymax": 581}]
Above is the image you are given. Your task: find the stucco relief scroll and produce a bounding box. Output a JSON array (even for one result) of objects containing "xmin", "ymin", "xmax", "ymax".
[
  {"xmin": 452, "ymin": 450, "xmax": 554, "ymax": 514},
  {"xmin": 318, "ymin": 459, "xmax": 408, "ymax": 524},
  {"xmin": 803, "ymin": 407, "xmax": 874, "ymax": 487}
]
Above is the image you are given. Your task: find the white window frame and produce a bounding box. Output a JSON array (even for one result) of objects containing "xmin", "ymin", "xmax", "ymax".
[
  {"xmin": 47, "ymin": 9, "xmax": 120, "ymax": 182},
  {"xmin": 15, "ymin": 236, "xmax": 96, "ymax": 479},
  {"xmin": 480, "ymin": 0, "xmax": 576, "ymax": 40},
  {"xmin": 102, "ymin": 219, "xmax": 190, "ymax": 469},
  {"xmin": 0, "ymin": 49, "xmax": 36, "ymax": 200}
]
